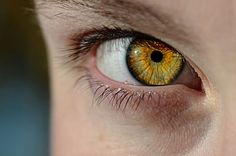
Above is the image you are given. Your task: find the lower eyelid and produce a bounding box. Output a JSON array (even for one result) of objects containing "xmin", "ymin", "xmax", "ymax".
[
  {"xmin": 75, "ymin": 40, "xmax": 214, "ymax": 120},
  {"xmin": 85, "ymin": 51, "xmax": 205, "ymax": 114}
]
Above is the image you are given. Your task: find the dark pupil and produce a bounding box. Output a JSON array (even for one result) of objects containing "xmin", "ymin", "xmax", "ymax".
[{"xmin": 151, "ymin": 51, "xmax": 163, "ymax": 62}]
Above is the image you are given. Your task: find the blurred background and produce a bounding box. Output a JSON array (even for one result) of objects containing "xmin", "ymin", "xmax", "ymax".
[{"xmin": 0, "ymin": 0, "xmax": 49, "ymax": 155}]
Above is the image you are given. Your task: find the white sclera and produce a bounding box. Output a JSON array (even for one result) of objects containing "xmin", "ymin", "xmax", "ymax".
[{"xmin": 96, "ymin": 38, "xmax": 141, "ymax": 85}]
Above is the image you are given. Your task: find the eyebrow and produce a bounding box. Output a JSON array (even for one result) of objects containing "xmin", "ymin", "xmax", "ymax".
[
  {"xmin": 66, "ymin": 0, "xmax": 168, "ymax": 25},
  {"xmin": 37, "ymin": 0, "xmax": 195, "ymax": 44}
]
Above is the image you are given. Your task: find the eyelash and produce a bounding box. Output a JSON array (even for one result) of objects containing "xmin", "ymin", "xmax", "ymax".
[
  {"xmin": 64, "ymin": 26, "xmax": 200, "ymax": 112},
  {"xmin": 67, "ymin": 26, "xmax": 153, "ymax": 64},
  {"xmin": 88, "ymin": 77, "xmax": 155, "ymax": 111}
]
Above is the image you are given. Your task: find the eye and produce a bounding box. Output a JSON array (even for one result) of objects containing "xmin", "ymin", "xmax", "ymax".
[
  {"xmin": 67, "ymin": 27, "xmax": 205, "ymax": 113},
  {"xmin": 96, "ymin": 36, "xmax": 202, "ymax": 90}
]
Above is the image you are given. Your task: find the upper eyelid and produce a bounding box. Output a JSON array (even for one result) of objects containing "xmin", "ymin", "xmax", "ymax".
[{"xmin": 68, "ymin": 27, "xmax": 151, "ymax": 61}]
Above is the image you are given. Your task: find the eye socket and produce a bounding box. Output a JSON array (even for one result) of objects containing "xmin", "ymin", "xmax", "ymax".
[
  {"xmin": 66, "ymin": 27, "xmax": 210, "ymax": 155},
  {"xmin": 96, "ymin": 36, "xmax": 202, "ymax": 90}
]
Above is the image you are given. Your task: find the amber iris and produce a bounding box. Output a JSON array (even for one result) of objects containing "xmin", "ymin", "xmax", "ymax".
[{"xmin": 126, "ymin": 38, "xmax": 184, "ymax": 85}]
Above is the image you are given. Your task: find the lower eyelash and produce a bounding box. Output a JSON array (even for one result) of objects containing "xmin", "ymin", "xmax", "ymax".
[
  {"xmin": 64, "ymin": 27, "xmax": 202, "ymax": 115},
  {"xmin": 80, "ymin": 70, "xmax": 151, "ymax": 111},
  {"xmin": 94, "ymin": 84, "xmax": 147, "ymax": 111},
  {"xmin": 75, "ymin": 67, "xmax": 158, "ymax": 112},
  {"xmin": 74, "ymin": 67, "xmax": 190, "ymax": 116}
]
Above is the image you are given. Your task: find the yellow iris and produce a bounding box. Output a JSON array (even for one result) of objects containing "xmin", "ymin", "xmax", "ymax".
[{"xmin": 126, "ymin": 38, "xmax": 184, "ymax": 85}]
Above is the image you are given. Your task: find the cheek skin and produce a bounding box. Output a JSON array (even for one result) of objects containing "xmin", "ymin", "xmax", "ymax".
[{"xmin": 51, "ymin": 64, "xmax": 220, "ymax": 156}]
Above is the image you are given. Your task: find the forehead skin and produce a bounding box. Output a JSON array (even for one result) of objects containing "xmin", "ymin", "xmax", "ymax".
[{"xmin": 35, "ymin": 0, "xmax": 236, "ymax": 155}]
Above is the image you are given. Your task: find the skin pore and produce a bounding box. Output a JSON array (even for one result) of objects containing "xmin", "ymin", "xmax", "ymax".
[{"xmin": 35, "ymin": 0, "xmax": 236, "ymax": 155}]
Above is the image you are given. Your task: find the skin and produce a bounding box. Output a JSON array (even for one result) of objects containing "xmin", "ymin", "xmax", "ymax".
[{"xmin": 35, "ymin": 0, "xmax": 236, "ymax": 155}]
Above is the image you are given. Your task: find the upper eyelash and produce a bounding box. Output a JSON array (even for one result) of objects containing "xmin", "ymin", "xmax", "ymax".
[
  {"xmin": 66, "ymin": 26, "xmax": 151, "ymax": 64},
  {"xmin": 62, "ymin": 26, "xmax": 157, "ymax": 111}
]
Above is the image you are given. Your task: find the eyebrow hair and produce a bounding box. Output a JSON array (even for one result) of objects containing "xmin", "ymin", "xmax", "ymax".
[
  {"xmin": 37, "ymin": 0, "xmax": 195, "ymax": 44},
  {"xmin": 67, "ymin": 0, "xmax": 168, "ymax": 25}
]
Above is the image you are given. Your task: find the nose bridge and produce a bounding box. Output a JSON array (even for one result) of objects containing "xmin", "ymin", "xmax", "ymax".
[
  {"xmin": 195, "ymin": 0, "xmax": 236, "ymax": 43},
  {"xmin": 179, "ymin": 0, "xmax": 236, "ymax": 91},
  {"xmin": 199, "ymin": 3, "xmax": 236, "ymax": 59},
  {"xmin": 202, "ymin": 0, "xmax": 236, "ymax": 61},
  {"xmin": 191, "ymin": 2, "xmax": 236, "ymax": 144},
  {"xmin": 183, "ymin": 0, "xmax": 236, "ymax": 64}
]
